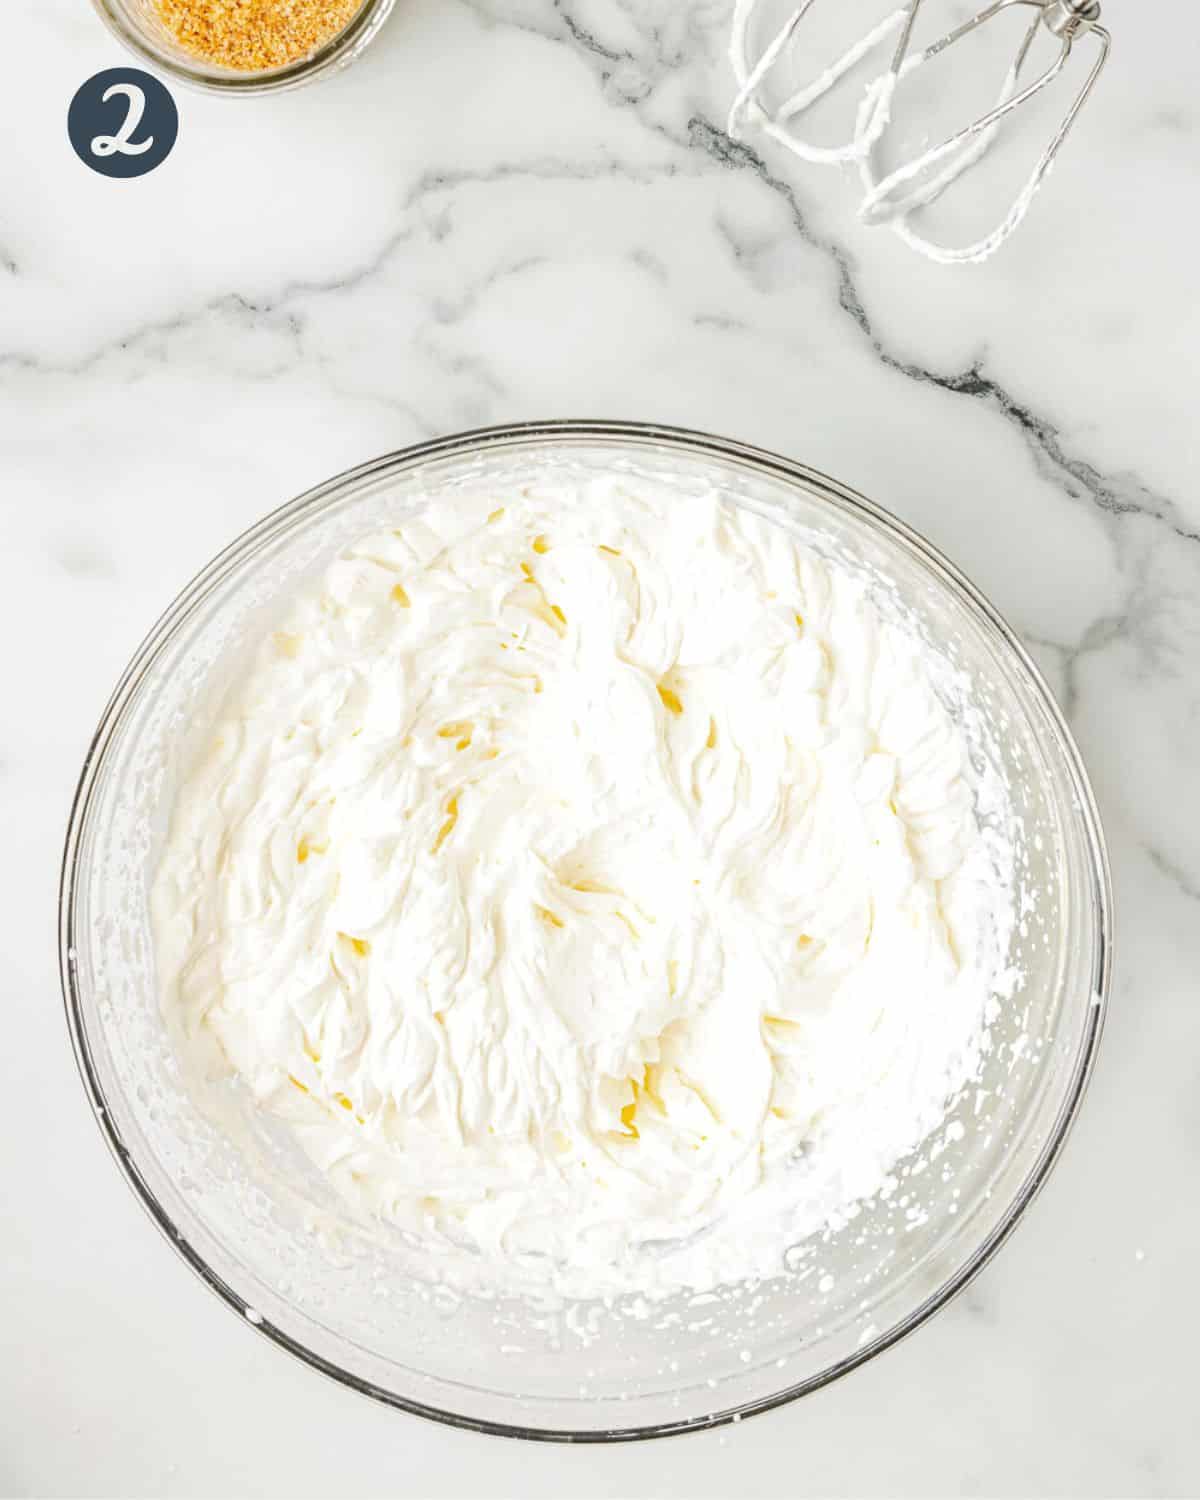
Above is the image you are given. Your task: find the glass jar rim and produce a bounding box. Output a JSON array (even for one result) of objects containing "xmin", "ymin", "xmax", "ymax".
[{"xmin": 89, "ymin": 0, "xmax": 395, "ymax": 94}]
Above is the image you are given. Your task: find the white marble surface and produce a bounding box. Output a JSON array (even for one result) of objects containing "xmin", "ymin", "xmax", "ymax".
[{"xmin": 4, "ymin": 0, "xmax": 1199, "ymax": 1494}]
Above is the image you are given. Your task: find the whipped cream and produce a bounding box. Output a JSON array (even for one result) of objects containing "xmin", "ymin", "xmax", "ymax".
[{"xmin": 153, "ymin": 477, "xmax": 1010, "ymax": 1297}]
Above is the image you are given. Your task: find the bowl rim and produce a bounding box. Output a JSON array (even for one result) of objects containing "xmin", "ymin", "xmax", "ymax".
[
  {"xmin": 59, "ymin": 418, "xmax": 1113, "ymax": 1442},
  {"xmin": 88, "ymin": 0, "xmax": 395, "ymax": 95}
]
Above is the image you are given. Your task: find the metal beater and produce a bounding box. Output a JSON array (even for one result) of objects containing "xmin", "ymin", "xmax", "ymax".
[{"xmin": 728, "ymin": 0, "xmax": 1111, "ymax": 263}]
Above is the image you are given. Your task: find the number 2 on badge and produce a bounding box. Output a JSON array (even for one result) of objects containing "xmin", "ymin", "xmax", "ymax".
[{"xmin": 90, "ymin": 82, "xmax": 154, "ymax": 158}]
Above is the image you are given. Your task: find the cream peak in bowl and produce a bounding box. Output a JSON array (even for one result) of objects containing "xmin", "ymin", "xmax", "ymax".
[{"xmin": 152, "ymin": 476, "xmax": 1015, "ymax": 1300}]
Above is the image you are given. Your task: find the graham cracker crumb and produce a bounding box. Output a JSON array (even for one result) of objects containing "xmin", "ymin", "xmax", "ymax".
[{"xmin": 156, "ymin": 0, "xmax": 366, "ymax": 72}]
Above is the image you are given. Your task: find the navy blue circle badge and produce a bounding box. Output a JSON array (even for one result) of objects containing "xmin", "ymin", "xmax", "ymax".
[{"xmin": 68, "ymin": 68, "xmax": 178, "ymax": 179}]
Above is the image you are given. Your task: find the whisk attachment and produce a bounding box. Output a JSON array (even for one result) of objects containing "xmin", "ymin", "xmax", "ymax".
[
  {"xmin": 857, "ymin": 0, "xmax": 1111, "ymax": 263},
  {"xmin": 728, "ymin": 0, "xmax": 917, "ymax": 163},
  {"xmin": 728, "ymin": 0, "xmax": 1111, "ymax": 264}
]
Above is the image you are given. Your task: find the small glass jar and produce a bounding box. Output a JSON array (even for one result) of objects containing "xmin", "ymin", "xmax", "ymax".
[{"xmin": 90, "ymin": 0, "xmax": 396, "ymax": 94}]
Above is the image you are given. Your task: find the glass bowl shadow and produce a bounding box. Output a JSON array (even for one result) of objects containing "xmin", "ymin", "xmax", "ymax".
[{"xmin": 60, "ymin": 420, "xmax": 1111, "ymax": 1441}]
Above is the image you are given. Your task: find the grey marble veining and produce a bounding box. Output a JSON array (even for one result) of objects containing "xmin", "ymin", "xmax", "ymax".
[{"xmin": 3, "ymin": 0, "xmax": 1199, "ymax": 1494}]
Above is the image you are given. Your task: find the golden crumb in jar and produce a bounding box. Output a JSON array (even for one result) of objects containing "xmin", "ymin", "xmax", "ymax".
[{"xmin": 155, "ymin": 0, "xmax": 366, "ymax": 72}]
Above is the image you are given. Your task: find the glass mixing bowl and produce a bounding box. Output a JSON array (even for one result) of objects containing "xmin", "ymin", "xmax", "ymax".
[
  {"xmin": 91, "ymin": 0, "xmax": 395, "ymax": 94},
  {"xmin": 60, "ymin": 421, "xmax": 1111, "ymax": 1440}
]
